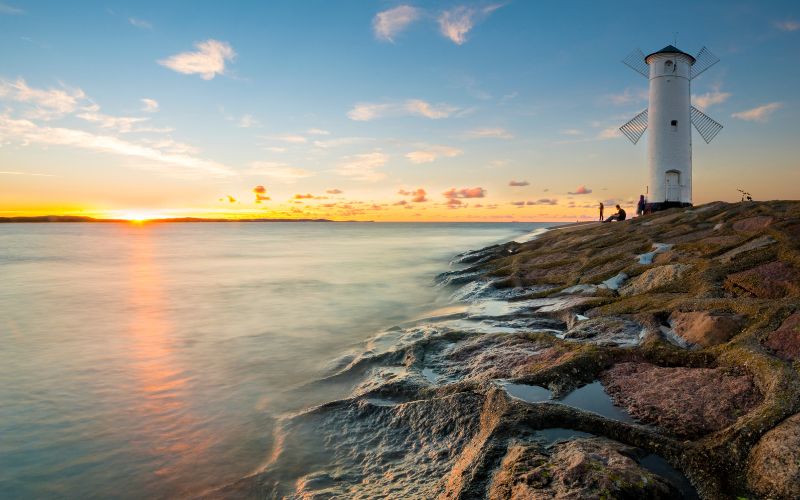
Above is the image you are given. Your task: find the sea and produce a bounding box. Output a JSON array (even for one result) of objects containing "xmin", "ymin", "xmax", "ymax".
[{"xmin": 0, "ymin": 221, "xmax": 554, "ymax": 498}]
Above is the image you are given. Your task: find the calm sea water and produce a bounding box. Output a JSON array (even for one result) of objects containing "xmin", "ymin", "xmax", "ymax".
[{"xmin": 0, "ymin": 222, "xmax": 552, "ymax": 499}]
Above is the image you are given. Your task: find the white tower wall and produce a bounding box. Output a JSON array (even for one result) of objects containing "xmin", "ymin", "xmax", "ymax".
[{"xmin": 646, "ymin": 53, "xmax": 693, "ymax": 205}]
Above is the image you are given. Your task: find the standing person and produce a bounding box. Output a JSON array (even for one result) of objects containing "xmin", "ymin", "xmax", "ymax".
[
  {"xmin": 636, "ymin": 195, "xmax": 646, "ymax": 216},
  {"xmin": 598, "ymin": 202, "xmax": 604, "ymax": 222}
]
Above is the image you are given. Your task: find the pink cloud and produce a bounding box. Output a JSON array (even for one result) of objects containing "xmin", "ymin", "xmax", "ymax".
[
  {"xmin": 326, "ymin": 188, "xmax": 343, "ymax": 194},
  {"xmin": 253, "ymin": 185, "xmax": 270, "ymax": 203},
  {"xmin": 443, "ymin": 186, "xmax": 486, "ymax": 199},
  {"xmin": 568, "ymin": 185, "xmax": 592, "ymax": 195},
  {"xmin": 398, "ymin": 187, "xmax": 428, "ymax": 202},
  {"xmin": 508, "ymin": 180, "xmax": 529, "ymax": 187}
]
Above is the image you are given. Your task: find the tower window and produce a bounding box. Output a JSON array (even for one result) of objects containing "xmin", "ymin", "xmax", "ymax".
[{"xmin": 671, "ymin": 120, "xmax": 678, "ymax": 126}]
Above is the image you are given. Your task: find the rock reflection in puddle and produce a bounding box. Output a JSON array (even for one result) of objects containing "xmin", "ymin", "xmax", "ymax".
[
  {"xmin": 535, "ymin": 427, "xmax": 595, "ymax": 445},
  {"xmin": 501, "ymin": 382, "xmax": 551, "ymax": 402},
  {"xmin": 559, "ymin": 381, "xmax": 637, "ymax": 424},
  {"xmin": 639, "ymin": 454, "xmax": 699, "ymax": 499},
  {"xmin": 363, "ymin": 398, "xmax": 399, "ymax": 407}
]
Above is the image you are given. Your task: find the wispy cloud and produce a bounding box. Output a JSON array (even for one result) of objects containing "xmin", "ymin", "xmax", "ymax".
[
  {"xmin": 313, "ymin": 136, "xmax": 371, "ymax": 148},
  {"xmin": 693, "ymin": 86, "xmax": 731, "ymax": 109},
  {"xmin": 0, "ymin": 170, "xmax": 55, "ymax": 177},
  {"xmin": 464, "ymin": 127, "xmax": 513, "ymax": 139},
  {"xmin": 0, "ymin": 2, "xmax": 23, "ymax": 14},
  {"xmin": 237, "ymin": 114, "xmax": 259, "ymax": 128},
  {"xmin": 606, "ymin": 88, "xmax": 648, "ymax": 105},
  {"xmin": 158, "ymin": 39, "xmax": 235, "ymax": 80},
  {"xmin": 776, "ymin": 20, "xmax": 800, "ymax": 31},
  {"xmin": 568, "ymin": 185, "xmax": 592, "ymax": 195},
  {"xmin": 405, "ymin": 145, "xmax": 462, "ymax": 164},
  {"xmin": 268, "ymin": 134, "xmax": 307, "ymax": 143},
  {"xmin": 335, "ymin": 152, "xmax": 388, "ymax": 181},
  {"xmin": 347, "ymin": 99, "xmax": 460, "ymax": 121},
  {"xmin": 246, "ymin": 161, "xmax": 313, "ymax": 180},
  {"xmin": 0, "ymin": 115, "xmax": 232, "ymax": 176},
  {"xmin": 438, "ymin": 4, "xmax": 503, "ymax": 45},
  {"xmin": 596, "ymin": 126, "xmax": 621, "ymax": 139},
  {"xmin": 560, "ymin": 129, "xmax": 582, "ymax": 136},
  {"xmin": 373, "ymin": 5, "xmax": 421, "ymax": 42},
  {"xmin": 0, "ymin": 77, "xmax": 86, "ymax": 120},
  {"xmin": 140, "ymin": 98, "xmax": 159, "ymax": 113},
  {"xmin": 76, "ymin": 104, "xmax": 152, "ymax": 133},
  {"xmin": 732, "ymin": 102, "xmax": 782, "ymax": 122},
  {"xmin": 326, "ymin": 188, "xmax": 343, "ymax": 194},
  {"xmin": 128, "ymin": 17, "xmax": 153, "ymax": 30},
  {"xmin": 508, "ymin": 180, "xmax": 529, "ymax": 186},
  {"xmin": 307, "ymin": 128, "xmax": 330, "ymax": 136}
]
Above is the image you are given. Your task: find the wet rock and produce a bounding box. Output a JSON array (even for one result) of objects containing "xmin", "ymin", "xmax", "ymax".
[
  {"xmin": 619, "ymin": 264, "xmax": 691, "ymax": 297},
  {"xmin": 436, "ymin": 268, "xmax": 484, "ymax": 287},
  {"xmin": 732, "ymin": 216, "xmax": 773, "ymax": 233},
  {"xmin": 488, "ymin": 438, "xmax": 678, "ymax": 499},
  {"xmin": 233, "ymin": 392, "xmax": 487, "ymax": 499},
  {"xmin": 764, "ymin": 312, "xmax": 800, "ymax": 361},
  {"xmin": 716, "ymin": 235, "xmax": 776, "ymax": 263},
  {"xmin": 601, "ymin": 362, "xmax": 761, "ymax": 438},
  {"xmin": 555, "ymin": 284, "xmax": 600, "ymax": 296},
  {"xmin": 432, "ymin": 334, "xmax": 574, "ymax": 383},
  {"xmin": 451, "ymin": 244, "xmax": 515, "ymax": 265},
  {"xmin": 746, "ymin": 412, "xmax": 800, "ymax": 499},
  {"xmin": 725, "ymin": 261, "xmax": 800, "ymax": 299},
  {"xmin": 668, "ymin": 311, "xmax": 746, "ymax": 348},
  {"xmin": 563, "ymin": 316, "xmax": 645, "ymax": 347}
]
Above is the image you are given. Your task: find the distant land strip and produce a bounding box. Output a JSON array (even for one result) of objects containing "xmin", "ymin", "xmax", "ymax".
[{"xmin": 0, "ymin": 216, "xmax": 341, "ymax": 223}]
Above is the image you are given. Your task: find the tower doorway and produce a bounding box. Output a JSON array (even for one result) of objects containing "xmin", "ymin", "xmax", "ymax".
[{"xmin": 665, "ymin": 170, "xmax": 681, "ymax": 202}]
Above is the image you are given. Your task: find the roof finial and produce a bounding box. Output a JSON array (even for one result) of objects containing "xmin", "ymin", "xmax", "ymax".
[{"xmin": 673, "ymin": 31, "xmax": 678, "ymax": 46}]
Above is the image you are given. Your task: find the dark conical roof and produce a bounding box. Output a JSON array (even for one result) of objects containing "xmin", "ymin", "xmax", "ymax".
[{"xmin": 645, "ymin": 45, "xmax": 696, "ymax": 64}]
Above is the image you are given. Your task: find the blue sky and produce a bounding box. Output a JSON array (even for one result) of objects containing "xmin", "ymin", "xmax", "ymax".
[{"xmin": 0, "ymin": 0, "xmax": 798, "ymax": 220}]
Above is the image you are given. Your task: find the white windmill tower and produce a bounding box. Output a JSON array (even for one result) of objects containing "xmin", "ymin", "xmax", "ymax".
[{"xmin": 619, "ymin": 44, "xmax": 723, "ymax": 212}]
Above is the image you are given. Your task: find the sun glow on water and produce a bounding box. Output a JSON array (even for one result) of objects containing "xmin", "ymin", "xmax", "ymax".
[{"xmin": 112, "ymin": 210, "xmax": 165, "ymax": 222}]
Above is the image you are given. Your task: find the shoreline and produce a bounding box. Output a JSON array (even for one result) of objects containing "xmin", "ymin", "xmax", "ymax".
[{"xmin": 221, "ymin": 200, "xmax": 800, "ymax": 499}]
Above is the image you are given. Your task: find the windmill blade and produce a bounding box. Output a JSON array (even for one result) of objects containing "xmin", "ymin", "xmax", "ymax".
[
  {"xmin": 691, "ymin": 106, "xmax": 723, "ymax": 143},
  {"xmin": 619, "ymin": 108, "xmax": 648, "ymax": 144},
  {"xmin": 622, "ymin": 48, "xmax": 649, "ymax": 78},
  {"xmin": 690, "ymin": 46, "xmax": 720, "ymax": 79}
]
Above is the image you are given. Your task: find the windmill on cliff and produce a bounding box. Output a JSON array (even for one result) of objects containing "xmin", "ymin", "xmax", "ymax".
[{"xmin": 619, "ymin": 44, "xmax": 723, "ymax": 212}]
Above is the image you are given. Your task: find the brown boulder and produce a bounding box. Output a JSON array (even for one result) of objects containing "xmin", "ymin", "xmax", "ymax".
[
  {"xmin": 716, "ymin": 235, "xmax": 776, "ymax": 263},
  {"xmin": 601, "ymin": 362, "xmax": 761, "ymax": 438},
  {"xmin": 489, "ymin": 438, "xmax": 677, "ymax": 499},
  {"xmin": 669, "ymin": 311, "xmax": 746, "ymax": 348},
  {"xmin": 747, "ymin": 413, "xmax": 800, "ymax": 499},
  {"xmin": 619, "ymin": 264, "xmax": 691, "ymax": 297},
  {"xmin": 764, "ymin": 312, "xmax": 800, "ymax": 361},
  {"xmin": 725, "ymin": 261, "xmax": 800, "ymax": 299},
  {"xmin": 732, "ymin": 216, "xmax": 773, "ymax": 233}
]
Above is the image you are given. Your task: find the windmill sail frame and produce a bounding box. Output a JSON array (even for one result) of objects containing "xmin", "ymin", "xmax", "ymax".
[
  {"xmin": 622, "ymin": 48, "xmax": 649, "ymax": 78},
  {"xmin": 619, "ymin": 108, "xmax": 649, "ymax": 144},
  {"xmin": 690, "ymin": 46, "xmax": 720, "ymax": 79},
  {"xmin": 690, "ymin": 106, "xmax": 723, "ymax": 143}
]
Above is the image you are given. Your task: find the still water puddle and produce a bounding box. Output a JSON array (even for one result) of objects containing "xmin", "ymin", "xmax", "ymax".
[
  {"xmin": 559, "ymin": 381, "xmax": 637, "ymax": 424},
  {"xmin": 502, "ymin": 382, "xmax": 552, "ymax": 402},
  {"xmin": 501, "ymin": 381, "xmax": 637, "ymax": 424}
]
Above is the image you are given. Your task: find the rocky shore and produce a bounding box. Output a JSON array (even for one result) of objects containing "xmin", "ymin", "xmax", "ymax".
[{"xmin": 218, "ymin": 201, "xmax": 800, "ymax": 499}]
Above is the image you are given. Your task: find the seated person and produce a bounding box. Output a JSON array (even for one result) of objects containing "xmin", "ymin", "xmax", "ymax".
[{"xmin": 604, "ymin": 205, "xmax": 627, "ymax": 222}]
